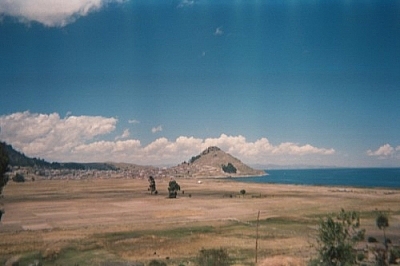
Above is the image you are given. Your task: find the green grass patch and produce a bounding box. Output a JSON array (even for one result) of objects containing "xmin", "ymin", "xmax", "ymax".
[
  {"xmin": 96, "ymin": 225, "xmax": 215, "ymax": 243},
  {"xmin": 95, "ymin": 230, "xmax": 143, "ymax": 242},
  {"xmin": 157, "ymin": 225, "xmax": 214, "ymax": 238},
  {"xmin": 262, "ymin": 216, "xmax": 313, "ymax": 226},
  {"xmin": 46, "ymin": 247, "xmax": 121, "ymax": 266}
]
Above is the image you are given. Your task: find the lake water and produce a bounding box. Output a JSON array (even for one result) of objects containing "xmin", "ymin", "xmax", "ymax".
[{"xmin": 235, "ymin": 168, "xmax": 400, "ymax": 188}]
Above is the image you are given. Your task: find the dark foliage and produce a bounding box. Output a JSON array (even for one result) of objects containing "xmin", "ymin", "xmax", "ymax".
[
  {"xmin": 222, "ymin": 163, "xmax": 236, "ymax": 174},
  {"xmin": 189, "ymin": 155, "xmax": 201, "ymax": 164},
  {"xmin": 313, "ymin": 209, "xmax": 365, "ymax": 266},
  {"xmin": 368, "ymin": 236, "xmax": 378, "ymax": 243},
  {"xmin": 0, "ymin": 142, "xmax": 9, "ymax": 192},
  {"xmin": 148, "ymin": 176, "xmax": 157, "ymax": 195},
  {"xmin": 168, "ymin": 179, "xmax": 180, "ymax": 198},
  {"xmin": 148, "ymin": 260, "xmax": 167, "ymax": 266},
  {"xmin": 13, "ymin": 173, "xmax": 25, "ymax": 183},
  {"xmin": 197, "ymin": 248, "xmax": 231, "ymax": 266}
]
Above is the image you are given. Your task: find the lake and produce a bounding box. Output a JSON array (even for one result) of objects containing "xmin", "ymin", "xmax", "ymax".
[{"xmin": 235, "ymin": 168, "xmax": 400, "ymax": 188}]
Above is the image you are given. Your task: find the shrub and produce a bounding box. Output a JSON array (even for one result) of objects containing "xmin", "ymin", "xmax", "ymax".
[
  {"xmin": 313, "ymin": 209, "xmax": 365, "ymax": 266},
  {"xmin": 197, "ymin": 248, "xmax": 231, "ymax": 266},
  {"xmin": 390, "ymin": 247, "xmax": 400, "ymax": 264},
  {"xmin": 356, "ymin": 253, "xmax": 365, "ymax": 262},
  {"xmin": 148, "ymin": 260, "xmax": 167, "ymax": 266},
  {"xmin": 13, "ymin": 173, "xmax": 25, "ymax": 183},
  {"xmin": 367, "ymin": 236, "xmax": 378, "ymax": 243}
]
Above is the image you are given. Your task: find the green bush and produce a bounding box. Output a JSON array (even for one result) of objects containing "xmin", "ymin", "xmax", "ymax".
[
  {"xmin": 390, "ymin": 247, "xmax": 400, "ymax": 264},
  {"xmin": 312, "ymin": 209, "xmax": 365, "ymax": 266},
  {"xmin": 13, "ymin": 173, "xmax": 25, "ymax": 183},
  {"xmin": 197, "ymin": 248, "xmax": 231, "ymax": 266}
]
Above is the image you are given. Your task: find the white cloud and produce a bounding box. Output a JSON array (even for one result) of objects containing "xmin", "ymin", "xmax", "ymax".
[
  {"xmin": 0, "ymin": 0, "xmax": 127, "ymax": 27},
  {"xmin": 0, "ymin": 111, "xmax": 336, "ymax": 165},
  {"xmin": 214, "ymin": 26, "xmax": 223, "ymax": 36},
  {"xmin": 367, "ymin": 144, "xmax": 396, "ymax": 158},
  {"xmin": 0, "ymin": 111, "xmax": 117, "ymax": 161},
  {"xmin": 115, "ymin": 129, "xmax": 130, "ymax": 140},
  {"xmin": 177, "ymin": 0, "xmax": 195, "ymax": 8},
  {"xmin": 128, "ymin": 119, "xmax": 140, "ymax": 124},
  {"xmin": 151, "ymin": 125, "xmax": 163, "ymax": 133}
]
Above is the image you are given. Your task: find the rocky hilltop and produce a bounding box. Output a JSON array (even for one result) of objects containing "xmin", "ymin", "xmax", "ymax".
[{"xmin": 168, "ymin": 146, "xmax": 265, "ymax": 178}]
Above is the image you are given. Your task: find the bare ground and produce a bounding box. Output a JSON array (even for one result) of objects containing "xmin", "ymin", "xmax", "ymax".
[{"xmin": 1, "ymin": 177, "xmax": 400, "ymax": 265}]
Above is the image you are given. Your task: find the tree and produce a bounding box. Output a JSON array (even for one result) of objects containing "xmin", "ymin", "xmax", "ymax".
[
  {"xmin": 313, "ymin": 209, "xmax": 365, "ymax": 266},
  {"xmin": 168, "ymin": 179, "xmax": 180, "ymax": 198},
  {"xmin": 376, "ymin": 212, "xmax": 389, "ymax": 247},
  {"xmin": 240, "ymin": 189, "xmax": 246, "ymax": 198},
  {"xmin": 0, "ymin": 142, "xmax": 9, "ymax": 190},
  {"xmin": 0, "ymin": 142, "xmax": 9, "ymax": 221},
  {"xmin": 148, "ymin": 176, "xmax": 158, "ymax": 195},
  {"xmin": 376, "ymin": 211, "xmax": 390, "ymax": 265}
]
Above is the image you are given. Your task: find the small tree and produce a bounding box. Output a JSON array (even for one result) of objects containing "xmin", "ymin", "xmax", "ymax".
[
  {"xmin": 376, "ymin": 212, "xmax": 389, "ymax": 248},
  {"xmin": 240, "ymin": 189, "xmax": 246, "ymax": 198},
  {"xmin": 313, "ymin": 209, "xmax": 365, "ymax": 266},
  {"xmin": 148, "ymin": 176, "xmax": 157, "ymax": 195},
  {"xmin": 376, "ymin": 211, "xmax": 390, "ymax": 265},
  {"xmin": 168, "ymin": 179, "xmax": 180, "ymax": 198}
]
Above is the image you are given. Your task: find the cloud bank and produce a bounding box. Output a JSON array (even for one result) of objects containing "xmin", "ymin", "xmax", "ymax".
[
  {"xmin": 0, "ymin": 0, "xmax": 126, "ymax": 27},
  {"xmin": 0, "ymin": 111, "xmax": 335, "ymax": 165}
]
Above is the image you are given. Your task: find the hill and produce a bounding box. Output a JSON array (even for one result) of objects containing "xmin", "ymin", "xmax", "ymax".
[
  {"xmin": 2, "ymin": 142, "xmax": 117, "ymax": 171},
  {"xmin": 2, "ymin": 142, "xmax": 265, "ymax": 178},
  {"xmin": 169, "ymin": 146, "xmax": 266, "ymax": 177}
]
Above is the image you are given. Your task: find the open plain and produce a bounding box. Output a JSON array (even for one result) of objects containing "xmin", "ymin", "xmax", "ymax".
[{"xmin": 1, "ymin": 177, "xmax": 400, "ymax": 265}]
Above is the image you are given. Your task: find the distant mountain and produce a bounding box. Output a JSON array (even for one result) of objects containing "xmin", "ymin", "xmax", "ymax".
[
  {"xmin": 169, "ymin": 146, "xmax": 266, "ymax": 177},
  {"xmin": 2, "ymin": 142, "xmax": 117, "ymax": 171},
  {"xmin": 250, "ymin": 163, "xmax": 337, "ymax": 170}
]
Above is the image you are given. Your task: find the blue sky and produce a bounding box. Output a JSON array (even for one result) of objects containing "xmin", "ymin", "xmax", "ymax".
[{"xmin": 0, "ymin": 0, "xmax": 399, "ymax": 167}]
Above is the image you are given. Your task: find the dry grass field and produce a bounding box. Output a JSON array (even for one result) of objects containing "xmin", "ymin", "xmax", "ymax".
[{"xmin": 1, "ymin": 177, "xmax": 400, "ymax": 265}]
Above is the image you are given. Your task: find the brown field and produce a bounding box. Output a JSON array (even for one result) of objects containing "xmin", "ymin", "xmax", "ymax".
[{"xmin": 1, "ymin": 177, "xmax": 400, "ymax": 265}]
